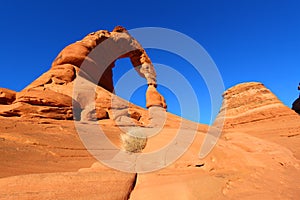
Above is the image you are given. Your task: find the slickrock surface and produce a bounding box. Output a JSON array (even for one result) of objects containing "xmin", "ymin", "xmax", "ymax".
[
  {"xmin": 1, "ymin": 81, "xmax": 299, "ymax": 199},
  {"xmin": 129, "ymin": 82, "xmax": 300, "ymax": 200}
]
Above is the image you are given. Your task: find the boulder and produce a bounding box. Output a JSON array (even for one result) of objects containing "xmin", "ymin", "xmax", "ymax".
[
  {"xmin": 0, "ymin": 88, "xmax": 16, "ymax": 105},
  {"xmin": 80, "ymin": 104, "xmax": 109, "ymax": 121},
  {"xmin": 129, "ymin": 111, "xmax": 142, "ymax": 121},
  {"xmin": 50, "ymin": 64, "xmax": 76, "ymax": 83}
]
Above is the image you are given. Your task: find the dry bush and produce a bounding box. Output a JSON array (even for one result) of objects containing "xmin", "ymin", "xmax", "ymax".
[{"xmin": 121, "ymin": 129, "xmax": 147, "ymax": 153}]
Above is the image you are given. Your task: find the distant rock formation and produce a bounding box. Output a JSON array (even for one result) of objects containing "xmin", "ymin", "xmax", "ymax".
[
  {"xmin": 292, "ymin": 98, "xmax": 300, "ymax": 114},
  {"xmin": 292, "ymin": 83, "xmax": 300, "ymax": 114},
  {"xmin": 216, "ymin": 82, "xmax": 298, "ymax": 128},
  {"xmin": 0, "ymin": 26, "xmax": 166, "ymax": 123}
]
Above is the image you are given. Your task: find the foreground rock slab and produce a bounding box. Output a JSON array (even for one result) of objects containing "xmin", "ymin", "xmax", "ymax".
[{"xmin": 0, "ymin": 169, "xmax": 136, "ymax": 200}]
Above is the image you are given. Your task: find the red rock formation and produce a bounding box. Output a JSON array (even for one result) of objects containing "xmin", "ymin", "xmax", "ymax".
[
  {"xmin": 1, "ymin": 27, "xmax": 299, "ymax": 199},
  {"xmin": 146, "ymin": 85, "xmax": 167, "ymax": 109},
  {"xmin": 0, "ymin": 81, "xmax": 299, "ymax": 199},
  {"xmin": 51, "ymin": 26, "xmax": 157, "ymax": 92},
  {"xmin": 16, "ymin": 89, "xmax": 73, "ymax": 107},
  {"xmin": 0, "ymin": 88, "xmax": 16, "ymax": 105},
  {"xmin": 215, "ymin": 82, "xmax": 298, "ymax": 128},
  {"xmin": 0, "ymin": 26, "xmax": 167, "ymax": 121}
]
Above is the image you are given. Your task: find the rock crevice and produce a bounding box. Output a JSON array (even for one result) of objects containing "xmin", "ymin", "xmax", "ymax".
[{"xmin": 126, "ymin": 173, "xmax": 138, "ymax": 200}]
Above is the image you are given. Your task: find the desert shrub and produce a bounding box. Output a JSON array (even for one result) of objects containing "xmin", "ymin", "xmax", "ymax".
[{"xmin": 121, "ymin": 129, "xmax": 147, "ymax": 153}]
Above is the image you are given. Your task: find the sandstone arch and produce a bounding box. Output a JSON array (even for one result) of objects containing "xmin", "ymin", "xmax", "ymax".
[
  {"xmin": 0, "ymin": 26, "xmax": 166, "ymax": 120},
  {"xmin": 51, "ymin": 26, "xmax": 166, "ymax": 109}
]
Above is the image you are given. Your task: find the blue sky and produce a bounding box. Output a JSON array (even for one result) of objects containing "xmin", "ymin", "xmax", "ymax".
[{"xmin": 0, "ymin": 0, "xmax": 299, "ymax": 124}]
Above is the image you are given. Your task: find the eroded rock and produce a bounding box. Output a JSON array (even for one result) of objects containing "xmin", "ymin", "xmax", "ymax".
[
  {"xmin": 216, "ymin": 82, "xmax": 299, "ymax": 128},
  {"xmin": 0, "ymin": 88, "xmax": 16, "ymax": 105},
  {"xmin": 146, "ymin": 85, "xmax": 167, "ymax": 109},
  {"xmin": 50, "ymin": 64, "xmax": 76, "ymax": 83},
  {"xmin": 0, "ymin": 102, "xmax": 73, "ymax": 119},
  {"xmin": 16, "ymin": 89, "xmax": 73, "ymax": 107},
  {"xmin": 52, "ymin": 26, "xmax": 158, "ymax": 92},
  {"xmin": 1, "ymin": 26, "xmax": 167, "ymax": 121}
]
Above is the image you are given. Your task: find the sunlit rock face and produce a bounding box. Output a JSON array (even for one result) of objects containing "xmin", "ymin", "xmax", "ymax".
[
  {"xmin": 216, "ymin": 82, "xmax": 299, "ymax": 128},
  {"xmin": 0, "ymin": 88, "xmax": 16, "ymax": 105},
  {"xmin": 1, "ymin": 81, "xmax": 300, "ymax": 199},
  {"xmin": 0, "ymin": 26, "xmax": 167, "ymax": 121},
  {"xmin": 51, "ymin": 25, "xmax": 157, "ymax": 92}
]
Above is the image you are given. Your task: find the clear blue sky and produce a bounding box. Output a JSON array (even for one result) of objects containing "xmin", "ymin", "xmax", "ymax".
[{"xmin": 0, "ymin": 0, "xmax": 299, "ymax": 124}]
